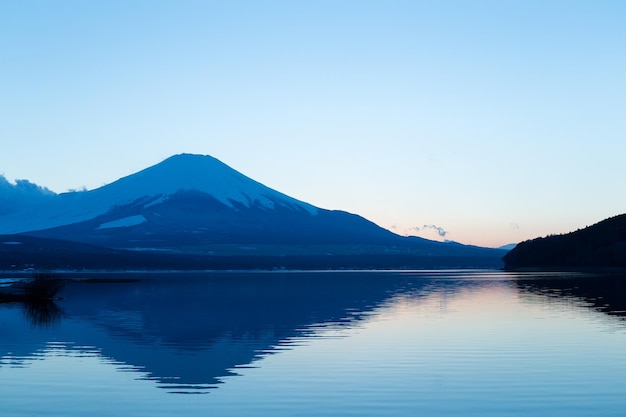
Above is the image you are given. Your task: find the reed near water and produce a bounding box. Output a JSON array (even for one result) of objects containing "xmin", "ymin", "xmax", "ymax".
[
  {"xmin": 0, "ymin": 272, "xmax": 66, "ymax": 303},
  {"xmin": 20, "ymin": 272, "xmax": 66, "ymax": 301}
]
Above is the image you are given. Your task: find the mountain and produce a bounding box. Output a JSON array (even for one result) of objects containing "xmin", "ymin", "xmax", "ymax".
[
  {"xmin": 503, "ymin": 214, "xmax": 626, "ymax": 270},
  {"xmin": 0, "ymin": 176, "xmax": 55, "ymax": 216},
  {"xmin": 498, "ymin": 243, "xmax": 517, "ymax": 251},
  {"xmin": 0, "ymin": 154, "xmax": 314, "ymax": 233},
  {"xmin": 0, "ymin": 154, "xmax": 505, "ymax": 269}
]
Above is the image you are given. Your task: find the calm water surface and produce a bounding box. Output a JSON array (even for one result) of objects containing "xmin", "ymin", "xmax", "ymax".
[{"xmin": 1, "ymin": 270, "xmax": 626, "ymax": 416}]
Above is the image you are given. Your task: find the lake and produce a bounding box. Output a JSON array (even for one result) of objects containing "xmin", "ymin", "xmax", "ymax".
[{"xmin": 1, "ymin": 270, "xmax": 626, "ymax": 416}]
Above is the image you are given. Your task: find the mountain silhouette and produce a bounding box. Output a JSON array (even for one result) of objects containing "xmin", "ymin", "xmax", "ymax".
[
  {"xmin": 504, "ymin": 214, "xmax": 626, "ymax": 270},
  {"xmin": 0, "ymin": 154, "xmax": 505, "ymax": 269}
]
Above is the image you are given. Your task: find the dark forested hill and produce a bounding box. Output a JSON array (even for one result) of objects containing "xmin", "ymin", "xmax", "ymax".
[{"xmin": 503, "ymin": 214, "xmax": 626, "ymax": 270}]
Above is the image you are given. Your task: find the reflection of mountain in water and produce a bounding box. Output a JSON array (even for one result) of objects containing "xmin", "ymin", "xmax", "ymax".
[
  {"xmin": 11, "ymin": 272, "xmax": 622, "ymax": 394},
  {"xmin": 0, "ymin": 272, "xmax": 470, "ymax": 393},
  {"xmin": 515, "ymin": 273, "xmax": 626, "ymax": 320}
]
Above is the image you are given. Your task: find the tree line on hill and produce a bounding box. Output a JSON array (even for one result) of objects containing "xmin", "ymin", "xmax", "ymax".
[{"xmin": 504, "ymin": 214, "xmax": 626, "ymax": 270}]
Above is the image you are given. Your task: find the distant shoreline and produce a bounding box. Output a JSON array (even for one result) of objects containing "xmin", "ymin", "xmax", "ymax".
[{"xmin": 0, "ymin": 266, "xmax": 504, "ymax": 279}]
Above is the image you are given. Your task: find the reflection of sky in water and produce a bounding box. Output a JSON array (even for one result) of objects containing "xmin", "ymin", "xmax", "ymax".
[
  {"xmin": 209, "ymin": 280, "xmax": 626, "ymax": 416},
  {"xmin": 1, "ymin": 346, "xmax": 211, "ymax": 416},
  {"xmin": 1, "ymin": 271, "xmax": 626, "ymax": 416}
]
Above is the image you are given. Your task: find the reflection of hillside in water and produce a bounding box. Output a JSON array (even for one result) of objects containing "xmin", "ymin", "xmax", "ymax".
[
  {"xmin": 515, "ymin": 273, "xmax": 626, "ymax": 321},
  {"xmin": 1, "ymin": 272, "xmax": 475, "ymax": 393},
  {"xmin": 8, "ymin": 271, "xmax": 598, "ymax": 394}
]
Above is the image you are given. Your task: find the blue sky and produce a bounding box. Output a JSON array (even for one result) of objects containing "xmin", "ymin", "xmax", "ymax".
[{"xmin": 1, "ymin": 0, "xmax": 625, "ymax": 247}]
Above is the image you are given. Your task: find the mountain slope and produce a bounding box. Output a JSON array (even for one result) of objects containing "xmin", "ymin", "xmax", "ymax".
[
  {"xmin": 0, "ymin": 154, "xmax": 317, "ymax": 235},
  {"xmin": 0, "ymin": 154, "xmax": 410, "ymax": 250},
  {"xmin": 503, "ymin": 214, "xmax": 626, "ymax": 270},
  {"xmin": 0, "ymin": 153, "xmax": 505, "ymax": 264}
]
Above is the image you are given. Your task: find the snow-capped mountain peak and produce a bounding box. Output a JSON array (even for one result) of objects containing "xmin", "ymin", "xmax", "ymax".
[
  {"xmin": 0, "ymin": 153, "xmax": 317, "ymax": 234},
  {"xmin": 0, "ymin": 154, "xmax": 506, "ymax": 263},
  {"xmin": 93, "ymin": 153, "xmax": 317, "ymax": 213}
]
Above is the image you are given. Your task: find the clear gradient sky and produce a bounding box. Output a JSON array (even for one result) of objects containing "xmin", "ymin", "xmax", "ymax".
[{"xmin": 1, "ymin": 1, "xmax": 625, "ymax": 248}]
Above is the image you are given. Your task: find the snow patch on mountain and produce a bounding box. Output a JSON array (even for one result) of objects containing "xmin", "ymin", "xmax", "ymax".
[
  {"xmin": 143, "ymin": 195, "xmax": 168, "ymax": 209},
  {"xmin": 96, "ymin": 215, "xmax": 147, "ymax": 230}
]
